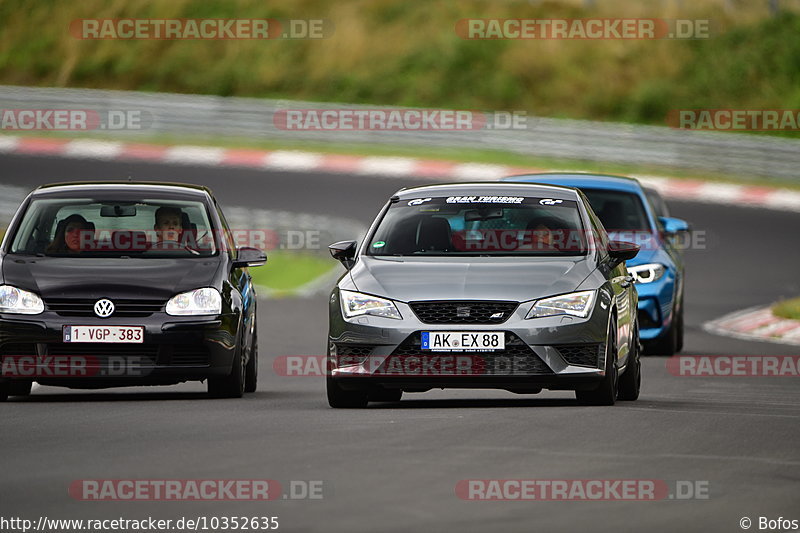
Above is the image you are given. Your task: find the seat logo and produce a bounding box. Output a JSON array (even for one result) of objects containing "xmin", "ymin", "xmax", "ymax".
[
  {"xmin": 456, "ymin": 306, "xmax": 471, "ymax": 318},
  {"xmin": 94, "ymin": 299, "xmax": 115, "ymax": 318}
]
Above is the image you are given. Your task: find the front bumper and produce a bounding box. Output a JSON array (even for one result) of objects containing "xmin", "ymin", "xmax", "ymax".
[
  {"xmin": 0, "ymin": 311, "xmax": 239, "ymax": 388},
  {"xmin": 328, "ymin": 297, "xmax": 611, "ymax": 393},
  {"xmin": 634, "ymin": 273, "xmax": 676, "ymax": 341}
]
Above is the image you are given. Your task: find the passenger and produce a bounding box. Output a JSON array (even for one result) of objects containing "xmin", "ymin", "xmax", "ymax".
[{"xmin": 46, "ymin": 214, "xmax": 92, "ymax": 254}]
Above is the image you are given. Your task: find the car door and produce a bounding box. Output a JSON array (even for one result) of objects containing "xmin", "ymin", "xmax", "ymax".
[{"xmin": 585, "ymin": 198, "xmax": 635, "ymax": 367}]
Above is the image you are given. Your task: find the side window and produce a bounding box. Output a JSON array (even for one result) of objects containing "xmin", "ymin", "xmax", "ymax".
[
  {"xmin": 215, "ymin": 204, "xmax": 236, "ymax": 257},
  {"xmin": 586, "ymin": 203, "xmax": 609, "ymax": 261}
]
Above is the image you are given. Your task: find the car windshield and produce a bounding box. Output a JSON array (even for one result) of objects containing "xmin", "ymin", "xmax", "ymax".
[
  {"xmin": 8, "ymin": 197, "xmax": 218, "ymax": 257},
  {"xmin": 579, "ymin": 189, "xmax": 651, "ymax": 232},
  {"xmin": 367, "ymin": 195, "xmax": 587, "ymax": 256}
]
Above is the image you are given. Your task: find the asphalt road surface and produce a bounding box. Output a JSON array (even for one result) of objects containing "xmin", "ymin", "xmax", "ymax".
[{"xmin": 1, "ymin": 153, "xmax": 799, "ymax": 533}]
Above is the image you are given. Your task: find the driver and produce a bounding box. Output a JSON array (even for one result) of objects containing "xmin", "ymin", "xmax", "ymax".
[{"xmin": 153, "ymin": 206, "xmax": 183, "ymax": 246}]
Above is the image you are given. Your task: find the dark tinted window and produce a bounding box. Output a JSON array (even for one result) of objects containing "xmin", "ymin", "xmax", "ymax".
[
  {"xmin": 580, "ymin": 189, "xmax": 651, "ymax": 232},
  {"xmin": 367, "ymin": 195, "xmax": 587, "ymax": 256}
]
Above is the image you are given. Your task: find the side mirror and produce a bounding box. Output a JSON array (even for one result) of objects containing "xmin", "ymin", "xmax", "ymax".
[
  {"xmin": 607, "ymin": 240, "xmax": 640, "ymax": 265},
  {"xmin": 329, "ymin": 240, "xmax": 358, "ymax": 269},
  {"xmin": 232, "ymin": 246, "xmax": 267, "ymax": 268},
  {"xmin": 659, "ymin": 216, "xmax": 689, "ymax": 235}
]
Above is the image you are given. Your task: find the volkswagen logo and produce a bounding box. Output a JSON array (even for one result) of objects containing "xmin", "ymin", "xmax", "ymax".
[{"xmin": 94, "ymin": 299, "xmax": 115, "ymax": 318}]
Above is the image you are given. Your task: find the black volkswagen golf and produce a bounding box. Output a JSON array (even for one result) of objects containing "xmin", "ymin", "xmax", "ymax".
[{"xmin": 0, "ymin": 182, "xmax": 265, "ymax": 400}]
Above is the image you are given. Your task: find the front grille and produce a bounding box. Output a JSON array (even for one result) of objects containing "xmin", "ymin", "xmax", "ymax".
[
  {"xmin": 556, "ymin": 343, "xmax": 603, "ymax": 368},
  {"xmin": 45, "ymin": 343, "xmax": 159, "ymax": 365},
  {"xmin": 45, "ymin": 298, "xmax": 165, "ymax": 318},
  {"xmin": 334, "ymin": 344, "xmax": 376, "ymax": 366},
  {"xmin": 409, "ymin": 301, "xmax": 518, "ymax": 324},
  {"xmin": 169, "ymin": 345, "xmax": 210, "ymax": 366},
  {"xmin": 1, "ymin": 343, "xmax": 38, "ymax": 356},
  {"xmin": 387, "ymin": 332, "xmax": 552, "ymax": 375}
]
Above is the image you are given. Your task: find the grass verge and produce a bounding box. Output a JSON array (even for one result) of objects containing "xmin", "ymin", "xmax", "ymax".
[
  {"xmin": 248, "ymin": 251, "xmax": 335, "ymax": 296},
  {"xmin": 773, "ymin": 297, "xmax": 800, "ymax": 321}
]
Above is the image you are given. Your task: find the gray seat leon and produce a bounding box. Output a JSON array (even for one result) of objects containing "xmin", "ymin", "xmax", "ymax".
[{"xmin": 326, "ymin": 182, "xmax": 641, "ymax": 407}]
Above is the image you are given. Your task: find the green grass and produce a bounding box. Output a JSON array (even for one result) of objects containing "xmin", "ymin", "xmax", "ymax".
[
  {"xmin": 773, "ymin": 297, "xmax": 800, "ymax": 320},
  {"xmin": 2, "ymin": 0, "xmax": 800, "ymax": 131},
  {"xmin": 248, "ymin": 251, "xmax": 335, "ymax": 294}
]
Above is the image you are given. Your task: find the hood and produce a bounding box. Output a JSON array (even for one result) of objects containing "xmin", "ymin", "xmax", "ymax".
[
  {"xmin": 349, "ymin": 256, "xmax": 594, "ymax": 302},
  {"xmin": 1, "ymin": 255, "xmax": 222, "ymax": 300}
]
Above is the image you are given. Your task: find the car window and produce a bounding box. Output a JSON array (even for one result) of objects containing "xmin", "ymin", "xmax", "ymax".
[
  {"xmin": 8, "ymin": 197, "xmax": 218, "ymax": 257},
  {"xmin": 579, "ymin": 189, "xmax": 651, "ymax": 232},
  {"xmin": 367, "ymin": 196, "xmax": 587, "ymax": 256},
  {"xmin": 644, "ymin": 187, "xmax": 670, "ymax": 219}
]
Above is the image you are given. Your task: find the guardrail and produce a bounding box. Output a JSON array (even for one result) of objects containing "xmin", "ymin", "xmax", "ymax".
[{"xmin": 2, "ymin": 85, "xmax": 799, "ymax": 182}]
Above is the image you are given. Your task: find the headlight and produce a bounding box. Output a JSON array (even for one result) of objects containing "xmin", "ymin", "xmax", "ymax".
[
  {"xmin": 166, "ymin": 288, "xmax": 222, "ymax": 316},
  {"xmin": 526, "ymin": 290, "xmax": 596, "ymax": 319},
  {"xmin": 0, "ymin": 285, "xmax": 44, "ymax": 314},
  {"xmin": 340, "ymin": 289, "xmax": 402, "ymax": 320},
  {"xmin": 627, "ymin": 264, "xmax": 666, "ymax": 284}
]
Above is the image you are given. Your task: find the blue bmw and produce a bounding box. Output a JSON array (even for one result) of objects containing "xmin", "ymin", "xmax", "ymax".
[{"xmin": 503, "ymin": 173, "xmax": 688, "ymax": 355}]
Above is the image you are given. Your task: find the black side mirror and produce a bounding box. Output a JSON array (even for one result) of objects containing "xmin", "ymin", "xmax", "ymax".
[
  {"xmin": 607, "ymin": 240, "xmax": 639, "ymax": 266},
  {"xmin": 232, "ymin": 246, "xmax": 267, "ymax": 268},
  {"xmin": 329, "ymin": 240, "xmax": 358, "ymax": 269}
]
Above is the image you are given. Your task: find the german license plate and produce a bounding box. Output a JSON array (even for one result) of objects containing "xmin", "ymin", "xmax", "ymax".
[
  {"xmin": 63, "ymin": 325, "xmax": 144, "ymax": 343},
  {"xmin": 421, "ymin": 331, "xmax": 504, "ymax": 351}
]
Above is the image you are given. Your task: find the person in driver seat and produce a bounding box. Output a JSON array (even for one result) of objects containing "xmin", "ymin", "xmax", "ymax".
[{"xmin": 153, "ymin": 206, "xmax": 184, "ymax": 247}]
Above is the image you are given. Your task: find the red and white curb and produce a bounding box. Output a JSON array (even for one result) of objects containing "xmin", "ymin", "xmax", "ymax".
[
  {"xmin": 2, "ymin": 135, "xmax": 800, "ymax": 212},
  {"xmin": 704, "ymin": 306, "xmax": 800, "ymax": 347}
]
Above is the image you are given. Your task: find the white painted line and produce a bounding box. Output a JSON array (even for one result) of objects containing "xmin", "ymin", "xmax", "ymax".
[
  {"xmin": 762, "ymin": 189, "xmax": 800, "ymax": 212},
  {"xmin": 263, "ymin": 150, "xmax": 323, "ymax": 171},
  {"xmin": 0, "ymin": 135, "xmax": 20, "ymax": 153},
  {"xmin": 694, "ymin": 183, "xmax": 747, "ymax": 204},
  {"xmin": 451, "ymin": 163, "xmax": 513, "ymax": 181},
  {"xmin": 63, "ymin": 140, "xmax": 124, "ymax": 160},
  {"xmin": 357, "ymin": 157, "xmax": 418, "ymax": 177},
  {"xmin": 163, "ymin": 145, "xmax": 226, "ymax": 165}
]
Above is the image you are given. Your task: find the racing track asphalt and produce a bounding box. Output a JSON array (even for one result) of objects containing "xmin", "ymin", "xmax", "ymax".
[{"xmin": 0, "ymin": 153, "xmax": 798, "ymax": 533}]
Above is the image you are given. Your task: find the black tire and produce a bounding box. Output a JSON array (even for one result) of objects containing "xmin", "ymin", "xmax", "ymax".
[
  {"xmin": 675, "ymin": 304, "xmax": 684, "ymax": 353},
  {"xmin": 9, "ymin": 381, "xmax": 32, "ymax": 397},
  {"xmin": 0, "ymin": 382, "xmax": 9, "ymax": 402},
  {"xmin": 327, "ymin": 377, "xmax": 369, "ymax": 408},
  {"xmin": 208, "ymin": 340, "xmax": 245, "ymax": 399},
  {"xmin": 369, "ymin": 388, "xmax": 402, "ymax": 402},
  {"xmin": 576, "ymin": 317, "xmax": 618, "ymax": 406},
  {"xmin": 617, "ymin": 323, "xmax": 641, "ymax": 401},
  {"xmin": 244, "ymin": 324, "xmax": 258, "ymax": 393}
]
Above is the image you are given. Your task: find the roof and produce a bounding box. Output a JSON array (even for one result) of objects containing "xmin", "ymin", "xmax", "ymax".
[
  {"xmin": 503, "ymin": 172, "xmax": 645, "ymax": 194},
  {"xmin": 32, "ymin": 181, "xmax": 213, "ymax": 198},
  {"xmin": 394, "ymin": 181, "xmax": 581, "ymax": 200}
]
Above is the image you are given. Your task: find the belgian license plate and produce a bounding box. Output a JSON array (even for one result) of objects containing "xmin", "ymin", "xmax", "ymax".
[
  {"xmin": 421, "ymin": 331, "xmax": 504, "ymax": 352},
  {"xmin": 63, "ymin": 325, "xmax": 144, "ymax": 343}
]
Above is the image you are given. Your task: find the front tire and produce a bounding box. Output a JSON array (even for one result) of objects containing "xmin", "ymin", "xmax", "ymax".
[
  {"xmin": 244, "ymin": 324, "xmax": 258, "ymax": 393},
  {"xmin": 0, "ymin": 382, "xmax": 9, "ymax": 402},
  {"xmin": 576, "ymin": 317, "xmax": 618, "ymax": 406},
  {"xmin": 369, "ymin": 388, "xmax": 402, "ymax": 402},
  {"xmin": 208, "ymin": 341, "xmax": 245, "ymax": 399},
  {"xmin": 327, "ymin": 378, "xmax": 368, "ymax": 408},
  {"xmin": 617, "ymin": 323, "xmax": 641, "ymax": 401}
]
